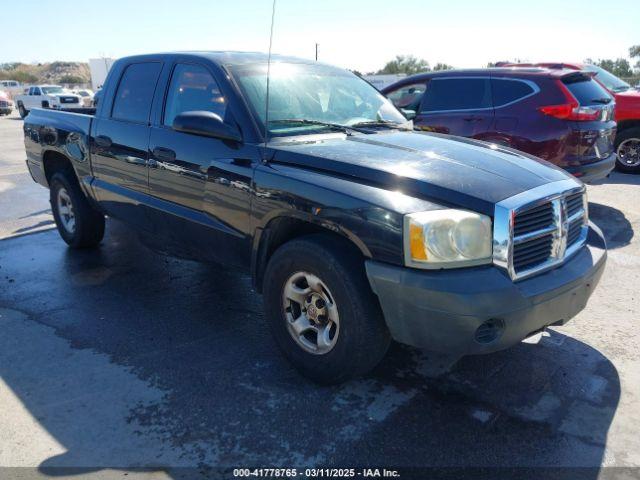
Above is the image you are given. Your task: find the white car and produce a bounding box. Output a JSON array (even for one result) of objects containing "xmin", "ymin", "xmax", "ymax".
[
  {"xmin": 15, "ymin": 85, "xmax": 83, "ymax": 118},
  {"xmin": 71, "ymin": 88, "xmax": 95, "ymax": 107},
  {"xmin": 0, "ymin": 80, "xmax": 23, "ymax": 98}
]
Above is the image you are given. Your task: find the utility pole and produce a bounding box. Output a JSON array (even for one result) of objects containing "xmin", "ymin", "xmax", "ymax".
[{"xmin": 315, "ymin": 43, "xmax": 318, "ymax": 61}]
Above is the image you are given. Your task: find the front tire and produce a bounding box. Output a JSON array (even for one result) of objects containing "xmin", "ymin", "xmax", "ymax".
[
  {"xmin": 50, "ymin": 172, "xmax": 105, "ymax": 248},
  {"xmin": 18, "ymin": 104, "xmax": 27, "ymax": 119},
  {"xmin": 263, "ymin": 235, "xmax": 390, "ymax": 384},
  {"xmin": 615, "ymin": 127, "xmax": 640, "ymax": 173}
]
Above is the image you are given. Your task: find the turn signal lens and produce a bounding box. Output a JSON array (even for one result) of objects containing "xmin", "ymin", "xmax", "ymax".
[{"xmin": 409, "ymin": 223, "xmax": 428, "ymax": 261}]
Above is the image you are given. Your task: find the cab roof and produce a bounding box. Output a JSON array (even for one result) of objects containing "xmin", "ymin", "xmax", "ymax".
[{"xmin": 122, "ymin": 51, "xmax": 321, "ymax": 67}]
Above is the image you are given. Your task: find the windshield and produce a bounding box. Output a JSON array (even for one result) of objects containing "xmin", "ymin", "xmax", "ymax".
[
  {"xmin": 41, "ymin": 86, "xmax": 66, "ymax": 94},
  {"xmin": 584, "ymin": 65, "xmax": 631, "ymax": 93},
  {"xmin": 229, "ymin": 62, "xmax": 407, "ymax": 138}
]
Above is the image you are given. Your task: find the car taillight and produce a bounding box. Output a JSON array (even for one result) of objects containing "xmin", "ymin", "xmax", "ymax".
[{"xmin": 538, "ymin": 81, "xmax": 601, "ymax": 121}]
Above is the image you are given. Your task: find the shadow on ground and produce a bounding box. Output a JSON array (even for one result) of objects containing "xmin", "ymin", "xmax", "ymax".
[
  {"xmin": 589, "ymin": 202, "xmax": 634, "ymax": 249},
  {"xmin": 0, "ymin": 221, "xmax": 621, "ymax": 479}
]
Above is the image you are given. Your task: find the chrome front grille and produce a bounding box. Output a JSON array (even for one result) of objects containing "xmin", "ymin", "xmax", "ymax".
[
  {"xmin": 493, "ymin": 179, "xmax": 589, "ymax": 281},
  {"xmin": 0, "ymin": 100, "xmax": 8, "ymax": 108}
]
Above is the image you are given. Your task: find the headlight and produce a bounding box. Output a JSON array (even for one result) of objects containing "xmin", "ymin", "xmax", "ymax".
[{"xmin": 404, "ymin": 209, "xmax": 493, "ymax": 268}]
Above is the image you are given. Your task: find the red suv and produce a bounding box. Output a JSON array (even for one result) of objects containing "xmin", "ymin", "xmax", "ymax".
[
  {"xmin": 382, "ymin": 68, "xmax": 617, "ymax": 182},
  {"xmin": 499, "ymin": 62, "xmax": 640, "ymax": 173}
]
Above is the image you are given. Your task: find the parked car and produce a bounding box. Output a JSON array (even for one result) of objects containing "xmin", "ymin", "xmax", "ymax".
[
  {"xmin": 0, "ymin": 90, "xmax": 14, "ymax": 115},
  {"xmin": 23, "ymin": 52, "xmax": 606, "ymax": 384},
  {"xmin": 382, "ymin": 68, "xmax": 616, "ymax": 183},
  {"xmin": 71, "ymin": 88, "xmax": 95, "ymax": 107},
  {"xmin": 497, "ymin": 62, "xmax": 640, "ymax": 173},
  {"xmin": 14, "ymin": 85, "xmax": 86, "ymax": 118},
  {"xmin": 0, "ymin": 79, "xmax": 23, "ymax": 98}
]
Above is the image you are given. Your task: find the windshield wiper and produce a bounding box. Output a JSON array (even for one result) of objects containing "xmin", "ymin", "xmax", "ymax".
[
  {"xmin": 591, "ymin": 98, "xmax": 612, "ymax": 104},
  {"xmin": 268, "ymin": 119, "xmax": 357, "ymax": 135},
  {"xmin": 612, "ymin": 86, "xmax": 630, "ymax": 93},
  {"xmin": 349, "ymin": 120, "xmax": 407, "ymax": 130}
]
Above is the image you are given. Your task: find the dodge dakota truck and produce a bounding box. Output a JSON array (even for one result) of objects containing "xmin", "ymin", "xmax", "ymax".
[{"xmin": 23, "ymin": 52, "xmax": 607, "ymax": 384}]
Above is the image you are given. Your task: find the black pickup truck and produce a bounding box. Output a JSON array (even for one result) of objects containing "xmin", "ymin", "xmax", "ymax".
[{"xmin": 24, "ymin": 52, "xmax": 606, "ymax": 384}]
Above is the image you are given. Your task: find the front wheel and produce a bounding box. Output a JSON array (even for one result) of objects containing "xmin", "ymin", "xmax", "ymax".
[
  {"xmin": 263, "ymin": 235, "xmax": 390, "ymax": 384},
  {"xmin": 18, "ymin": 104, "xmax": 27, "ymax": 119},
  {"xmin": 615, "ymin": 127, "xmax": 640, "ymax": 173},
  {"xmin": 50, "ymin": 172, "xmax": 105, "ymax": 248}
]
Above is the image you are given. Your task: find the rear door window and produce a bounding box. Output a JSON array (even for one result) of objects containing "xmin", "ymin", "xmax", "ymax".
[
  {"xmin": 112, "ymin": 62, "xmax": 162, "ymax": 123},
  {"xmin": 491, "ymin": 79, "xmax": 536, "ymax": 107},
  {"xmin": 386, "ymin": 83, "xmax": 426, "ymax": 110},
  {"xmin": 421, "ymin": 78, "xmax": 491, "ymax": 112},
  {"xmin": 563, "ymin": 76, "xmax": 612, "ymax": 106}
]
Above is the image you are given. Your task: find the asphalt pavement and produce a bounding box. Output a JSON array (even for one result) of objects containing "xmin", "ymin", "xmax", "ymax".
[{"xmin": 0, "ymin": 111, "xmax": 639, "ymax": 479}]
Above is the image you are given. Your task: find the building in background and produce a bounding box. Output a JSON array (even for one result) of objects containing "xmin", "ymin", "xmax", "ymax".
[{"xmin": 89, "ymin": 58, "xmax": 115, "ymax": 90}]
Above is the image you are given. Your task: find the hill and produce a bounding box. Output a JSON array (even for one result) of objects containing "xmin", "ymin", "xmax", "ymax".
[{"xmin": 0, "ymin": 62, "xmax": 90, "ymax": 85}]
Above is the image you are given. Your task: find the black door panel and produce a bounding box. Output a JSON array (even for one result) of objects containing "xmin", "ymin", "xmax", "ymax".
[
  {"xmin": 147, "ymin": 62, "xmax": 255, "ymax": 267},
  {"xmin": 91, "ymin": 61, "xmax": 163, "ymax": 224}
]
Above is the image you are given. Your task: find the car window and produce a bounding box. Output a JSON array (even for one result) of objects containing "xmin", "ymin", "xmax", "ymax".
[
  {"xmin": 420, "ymin": 78, "xmax": 491, "ymax": 112},
  {"xmin": 386, "ymin": 83, "xmax": 426, "ymax": 111},
  {"xmin": 563, "ymin": 76, "xmax": 612, "ymax": 106},
  {"xmin": 112, "ymin": 62, "xmax": 162, "ymax": 123},
  {"xmin": 230, "ymin": 62, "xmax": 405, "ymax": 137},
  {"xmin": 163, "ymin": 63, "xmax": 227, "ymax": 127},
  {"xmin": 491, "ymin": 79, "xmax": 535, "ymax": 107}
]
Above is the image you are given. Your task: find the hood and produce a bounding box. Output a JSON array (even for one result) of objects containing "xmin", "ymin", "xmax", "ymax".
[{"xmin": 270, "ymin": 131, "xmax": 573, "ymax": 215}]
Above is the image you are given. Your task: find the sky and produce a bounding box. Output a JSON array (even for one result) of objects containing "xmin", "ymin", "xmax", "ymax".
[{"xmin": 2, "ymin": 0, "xmax": 638, "ymax": 73}]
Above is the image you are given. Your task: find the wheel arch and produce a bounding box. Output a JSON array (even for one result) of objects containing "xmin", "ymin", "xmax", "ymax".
[
  {"xmin": 616, "ymin": 120, "xmax": 640, "ymax": 136},
  {"xmin": 251, "ymin": 214, "xmax": 372, "ymax": 294},
  {"xmin": 42, "ymin": 150, "xmax": 77, "ymax": 186}
]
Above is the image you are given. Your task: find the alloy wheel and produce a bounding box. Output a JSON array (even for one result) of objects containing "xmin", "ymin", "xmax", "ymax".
[
  {"xmin": 282, "ymin": 271, "xmax": 340, "ymax": 355},
  {"xmin": 617, "ymin": 138, "xmax": 640, "ymax": 168},
  {"xmin": 56, "ymin": 187, "xmax": 76, "ymax": 234}
]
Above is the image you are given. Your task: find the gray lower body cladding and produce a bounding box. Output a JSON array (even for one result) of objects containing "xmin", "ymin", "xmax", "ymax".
[{"xmin": 365, "ymin": 224, "xmax": 606, "ymax": 358}]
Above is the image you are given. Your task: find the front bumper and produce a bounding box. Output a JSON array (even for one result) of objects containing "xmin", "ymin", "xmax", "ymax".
[
  {"xmin": 366, "ymin": 224, "xmax": 606, "ymax": 359},
  {"xmin": 564, "ymin": 152, "xmax": 616, "ymax": 184},
  {"xmin": 0, "ymin": 107, "xmax": 12, "ymax": 114}
]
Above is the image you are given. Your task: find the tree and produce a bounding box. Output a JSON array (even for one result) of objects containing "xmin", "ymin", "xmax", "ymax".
[
  {"xmin": 376, "ymin": 55, "xmax": 430, "ymax": 75},
  {"xmin": 58, "ymin": 75, "xmax": 87, "ymax": 84},
  {"xmin": 590, "ymin": 58, "xmax": 633, "ymax": 78},
  {"xmin": 432, "ymin": 63, "xmax": 454, "ymax": 71},
  {"xmin": 630, "ymin": 46, "xmax": 640, "ymax": 72},
  {"xmin": 0, "ymin": 71, "xmax": 37, "ymax": 83}
]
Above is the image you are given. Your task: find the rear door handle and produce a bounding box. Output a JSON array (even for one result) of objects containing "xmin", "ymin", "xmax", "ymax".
[
  {"xmin": 152, "ymin": 147, "xmax": 176, "ymax": 162},
  {"xmin": 95, "ymin": 135, "xmax": 112, "ymax": 147}
]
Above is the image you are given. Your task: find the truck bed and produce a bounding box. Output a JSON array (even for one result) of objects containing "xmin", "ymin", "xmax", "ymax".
[{"xmin": 24, "ymin": 108, "xmax": 95, "ymax": 189}]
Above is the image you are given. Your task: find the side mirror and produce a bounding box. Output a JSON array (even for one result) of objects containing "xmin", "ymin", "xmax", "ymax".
[
  {"xmin": 401, "ymin": 108, "xmax": 416, "ymax": 120},
  {"xmin": 172, "ymin": 111, "xmax": 242, "ymax": 142}
]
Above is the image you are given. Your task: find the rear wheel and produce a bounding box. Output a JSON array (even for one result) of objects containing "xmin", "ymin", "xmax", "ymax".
[
  {"xmin": 18, "ymin": 103, "xmax": 27, "ymax": 119},
  {"xmin": 615, "ymin": 127, "xmax": 640, "ymax": 173},
  {"xmin": 50, "ymin": 172, "xmax": 105, "ymax": 248},
  {"xmin": 263, "ymin": 235, "xmax": 390, "ymax": 384}
]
